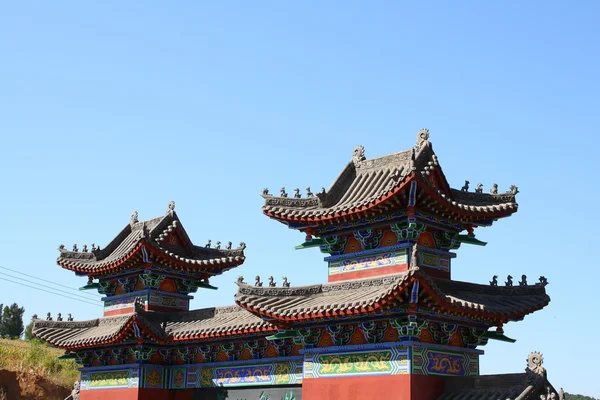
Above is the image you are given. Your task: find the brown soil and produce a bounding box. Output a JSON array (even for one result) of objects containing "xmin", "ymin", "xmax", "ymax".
[{"xmin": 0, "ymin": 369, "xmax": 70, "ymax": 400}]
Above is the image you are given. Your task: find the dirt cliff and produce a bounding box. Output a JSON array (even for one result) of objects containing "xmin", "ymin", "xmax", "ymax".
[{"xmin": 0, "ymin": 369, "xmax": 70, "ymax": 400}]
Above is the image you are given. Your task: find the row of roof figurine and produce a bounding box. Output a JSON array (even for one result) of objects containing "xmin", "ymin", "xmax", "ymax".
[
  {"xmin": 204, "ymin": 240, "xmax": 246, "ymax": 250},
  {"xmin": 58, "ymin": 241, "xmax": 248, "ymax": 253},
  {"xmin": 262, "ymin": 184, "xmax": 519, "ymax": 198},
  {"xmin": 490, "ymin": 274, "xmax": 549, "ymax": 287},
  {"xmin": 236, "ymin": 275, "xmax": 291, "ymax": 288},
  {"xmin": 32, "ymin": 312, "xmax": 73, "ymax": 321},
  {"xmin": 262, "ymin": 187, "xmax": 322, "ymax": 198},
  {"xmin": 460, "ymin": 181, "xmax": 519, "ymax": 195}
]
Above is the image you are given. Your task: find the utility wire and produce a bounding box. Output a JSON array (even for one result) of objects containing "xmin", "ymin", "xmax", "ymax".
[
  {"xmin": 0, "ymin": 276, "xmax": 102, "ymax": 307},
  {"xmin": 0, "ymin": 271, "xmax": 102, "ymax": 303},
  {"xmin": 0, "ymin": 265, "xmax": 103, "ymax": 299}
]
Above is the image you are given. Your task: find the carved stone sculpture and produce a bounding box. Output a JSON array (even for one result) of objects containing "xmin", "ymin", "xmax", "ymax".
[
  {"xmin": 505, "ymin": 275, "xmax": 513, "ymax": 287},
  {"xmin": 82, "ymin": 245, "xmax": 88, "ymax": 253},
  {"xmin": 282, "ymin": 277, "xmax": 290, "ymax": 287},
  {"xmin": 255, "ymin": 276, "xmax": 263, "ymax": 287},
  {"xmin": 306, "ymin": 187, "xmax": 313, "ymax": 197},
  {"xmin": 268, "ymin": 276, "xmax": 276, "ymax": 287},
  {"xmin": 46, "ymin": 312, "xmax": 52, "ymax": 321},
  {"xmin": 294, "ymin": 188, "xmax": 301, "ymax": 198},
  {"xmin": 510, "ymin": 185, "xmax": 519, "ymax": 195},
  {"xmin": 538, "ymin": 276, "xmax": 548, "ymax": 286},
  {"xmin": 131, "ymin": 211, "xmax": 139, "ymax": 225},
  {"xmin": 59, "ymin": 244, "xmax": 65, "ymax": 250},
  {"xmin": 352, "ymin": 145, "xmax": 366, "ymax": 165},
  {"xmin": 239, "ymin": 242, "xmax": 247, "ymax": 250},
  {"xmin": 72, "ymin": 244, "xmax": 78, "ymax": 252},
  {"xmin": 475, "ymin": 183, "xmax": 483, "ymax": 193},
  {"xmin": 415, "ymin": 128, "xmax": 430, "ymax": 152},
  {"xmin": 205, "ymin": 240, "xmax": 211, "ymax": 248},
  {"xmin": 215, "ymin": 241, "xmax": 221, "ymax": 250},
  {"xmin": 490, "ymin": 184, "xmax": 498, "ymax": 194},
  {"xmin": 226, "ymin": 241, "xmax": 232, "ymax": 250},
  {"xmin": 262, "ymin": 188, "xmax": 269, "ymax": 196},
  {"xmin": 280, "ymin": 188, "xmax": 287, "ymax": 197},
  {"xmin": 57, "ymin": 313, "xmax": 63, "ymax": 321},
  {"xmin": 67, "ymin": 313, "xmax": 73, "ymax": 322},
  {"xmin": 167, "ymin": 200, "xmax": 175, "ymax": 214},
  {"xmin": 91, "ymin": 243, "xmax": 97, "ymax": 252},
  {"xmin": 236, "ymin": 276, "xmax": 245, "ymax": 284},
  {"xmin": 490, "ymin": 275, "xmax": 498, "ymax": 286}
]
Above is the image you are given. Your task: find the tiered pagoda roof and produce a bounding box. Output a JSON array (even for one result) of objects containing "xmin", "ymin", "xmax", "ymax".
[
  {"xmin": 33, "ymin": 300, "xmax": 275, "ymax": 350},
  {"xmin": 235, "ymin": 255, "xmax": 550, "ymax": 325},
  {"xmin": 57, "ymin": 202, "xmax": 246, "ymax": 276},
  {"xmin": 262, "ymin": 129, "xmax": 518, "ymax": 227}
]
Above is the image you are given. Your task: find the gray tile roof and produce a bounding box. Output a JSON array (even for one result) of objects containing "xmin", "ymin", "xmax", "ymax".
[
  {"xmin": 32, "ymin": 314, "xmax": 135, "ymax": 348},
  {"xmin": 235, "ymin": 269, "xmax": 550, "ymax": 322},
  {"xmin": 262, "ymin": 137, "xmax": 518, "ymax": 221},
  {"xmin": 57, "ymin": 210, "xmax": 246, "ymax": 272},
  {"xmin": 32, "ymin": 305, "xmax": 275, "ymax": 349}
]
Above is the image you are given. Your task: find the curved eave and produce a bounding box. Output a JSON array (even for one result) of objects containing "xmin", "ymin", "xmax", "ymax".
[
  {"xmin": 263, "ymin": 172, "xmax": 416, "ymax": 225},
  {"xmin": 263, "ymin": 173, "xmax": 517, "ymax": 226},
  {"xmin": 415, "ymin": 276, "xmax": 551, "ymax": 325},
  {"xmin": 235, "ymin": 275, "xmax": 549, "ymax": 326},
  {"xmin": 33, "ymin": 315, "xmax": 170, "ymax": 351},
  {"xmin": 57, "ymin": 240, "xmax": 246, "ymax": 276}
]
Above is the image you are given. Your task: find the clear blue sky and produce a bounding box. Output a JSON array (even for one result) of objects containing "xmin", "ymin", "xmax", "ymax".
[{"xmin": 1, "ymin": 1, "xmax": 598, "ymax": 396}]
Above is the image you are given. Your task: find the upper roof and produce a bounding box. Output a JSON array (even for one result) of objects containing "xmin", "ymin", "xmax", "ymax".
[
  {"xmin": 440, "ymin": 352, "xmax": 563, "ymax": 400},
  {"xmin": 262, "ymin": 129, "xmax": 519, "ymax": 226},
  {"xmin": 57, "ymin": 202, "xmax": 246, "ymax": 276},
  {"xmin": 235, "ymin": 267, "xmax": 550, "ymax": 325},
  {"xmin": 32, "ymin": 301, "xmax": 275, "ymax": 350}
]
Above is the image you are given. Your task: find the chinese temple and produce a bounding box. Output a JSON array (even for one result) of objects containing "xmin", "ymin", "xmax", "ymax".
[{"xmin": 33, "ymin": 130, "xmax": 562, "ymax": 400}]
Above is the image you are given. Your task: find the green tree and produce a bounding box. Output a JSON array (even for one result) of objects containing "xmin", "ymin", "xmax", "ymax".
[
  {"xmin": 0, "ymin": 303, "xmax": 25, "ymax": 339},
  {"xmin": 565, "ymin": 393, "xmax": 599, "ymax": 400},
  {"xmin": 24, "ymin": 319, "xmax": 34, "ymax": 340}
]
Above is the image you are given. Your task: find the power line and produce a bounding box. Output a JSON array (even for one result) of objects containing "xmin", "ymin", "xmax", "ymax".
[
  {"xmin": 0, "ymin": 265, "xmax": 103, "ymax": 299},
  {"xmin": 0, "ymin": 277, "xmax": 102, "ymax": 307},
  {"xmin": 0, "ymin": 271, "xmax": 101, "ymax": 303}
]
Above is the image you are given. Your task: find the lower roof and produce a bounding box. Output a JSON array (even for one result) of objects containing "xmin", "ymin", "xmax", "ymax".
[
  {"xmin": 32, "ymin": 305, "xmax": 276, "ymax": 350},
  {"xmin": 235, "ymin": 269, "xmax": 550, "ymax": 324}
]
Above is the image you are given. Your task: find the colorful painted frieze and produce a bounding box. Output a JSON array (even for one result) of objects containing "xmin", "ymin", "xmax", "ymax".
[{"xmin": 411, "ymin": 346, "xmax": 479, "ymax": 376}]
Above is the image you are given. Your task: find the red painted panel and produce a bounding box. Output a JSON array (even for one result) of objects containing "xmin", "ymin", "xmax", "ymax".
[
  {"xmin": 303, "ymin": 375, "xmax": 411, "ymax": 400},
  {"xmin": 328, "ymin": 263, "xmax": 408, "ymax": 282},
  {"xmin": 80, "ymin": 388, "xmax": 140, "ymax": 400},
  {"xmin": 103, "ymin": 308, "xmax": 134, "ymax": 317}
]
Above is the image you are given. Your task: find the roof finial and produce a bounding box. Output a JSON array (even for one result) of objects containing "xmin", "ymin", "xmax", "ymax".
[
  {"xmin": 490, "ymin": 184, "xmax": 498, "ymax": 194},
  {"xmin": 280, "ymin": 188, "xmax": 288, "ymax": 198},
  {"xmin": 262, "ymin": 188, "xmax": 270, "ymax": 196},
  {"xmin": 130, "ymin": 211, "xmax": 139, "ymax": 226},
  {"xmin": 509, "ymin": 185, "xmax": 519, "ymax": 195},
  {"xmin": 167, "ymin": 201, "xmax": 175, "ymax": 215},
  {"xmin": 294, "ymin": 188, "xmax": 301, "ymax": 198},
  {"xmin": 205, "ymin": 239, "xmax": 211, "ymax": 248},
  {"xmin": 72, "ymin": 244, "xmax": 78, "ymax": 252},
  {"xmin": 226, "ymin": 241, "xmax": 232, "ymax": 250},
  {"xmin": 239, "ymin": 242, "xmax": 247, "ymax": 250},
  {"xmin": 490, "ymin": 275, "xmax": 498, "ymax": 286},
  {"xmin": 282, "ymin": 276, "xmax": 290, "ymax": 287},
  {"xmin": 268, "ymin": 276, "xmax": 276, "ymax": 287},
  {"xmin": 475, "ymin": 183, "xmax": 483, "ymax": 193},
  {"xmin": 352, "ymin": 145, "xmax": 366, "ymax": 166},
  {"xmin": 505, "ymin": 275, "xmax": 513, "ymax": 287},
  {"xmin": 255, "ymin": 275, "xmax": 263, "ymax": 287},
  {"xmin": 236, "ymin": 276, "xmax": 245, "ymax": 284},
  {"xmin": 215, "ymin": 241, "xmax": 221, "ymax": 250},
  {"xmin": 415, "ymin": 128, "xmax": 430, "ymax": 152},
  {"xmin": 306, "ymin": 187, "xmax": 313, "ymax": 197}
]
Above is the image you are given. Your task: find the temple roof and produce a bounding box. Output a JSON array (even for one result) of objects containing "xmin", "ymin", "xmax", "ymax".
[
  {"xmin": 235, "ymin": 269, "xmax": 550, "ymax": 324},
  {"xmin": 32, "ymin": 303, "xmax": 275, "ymax": 350},
  {"xmin": 262, "ymin": 129, "xmax": 518, "ymax": 226},
  {"xmin": 57, "ymin": 202, "xmax": 246, "ymax": 275},
  {"xmin": 440, "ymin": 352, "xmax": 563, "ymax": 400}
]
